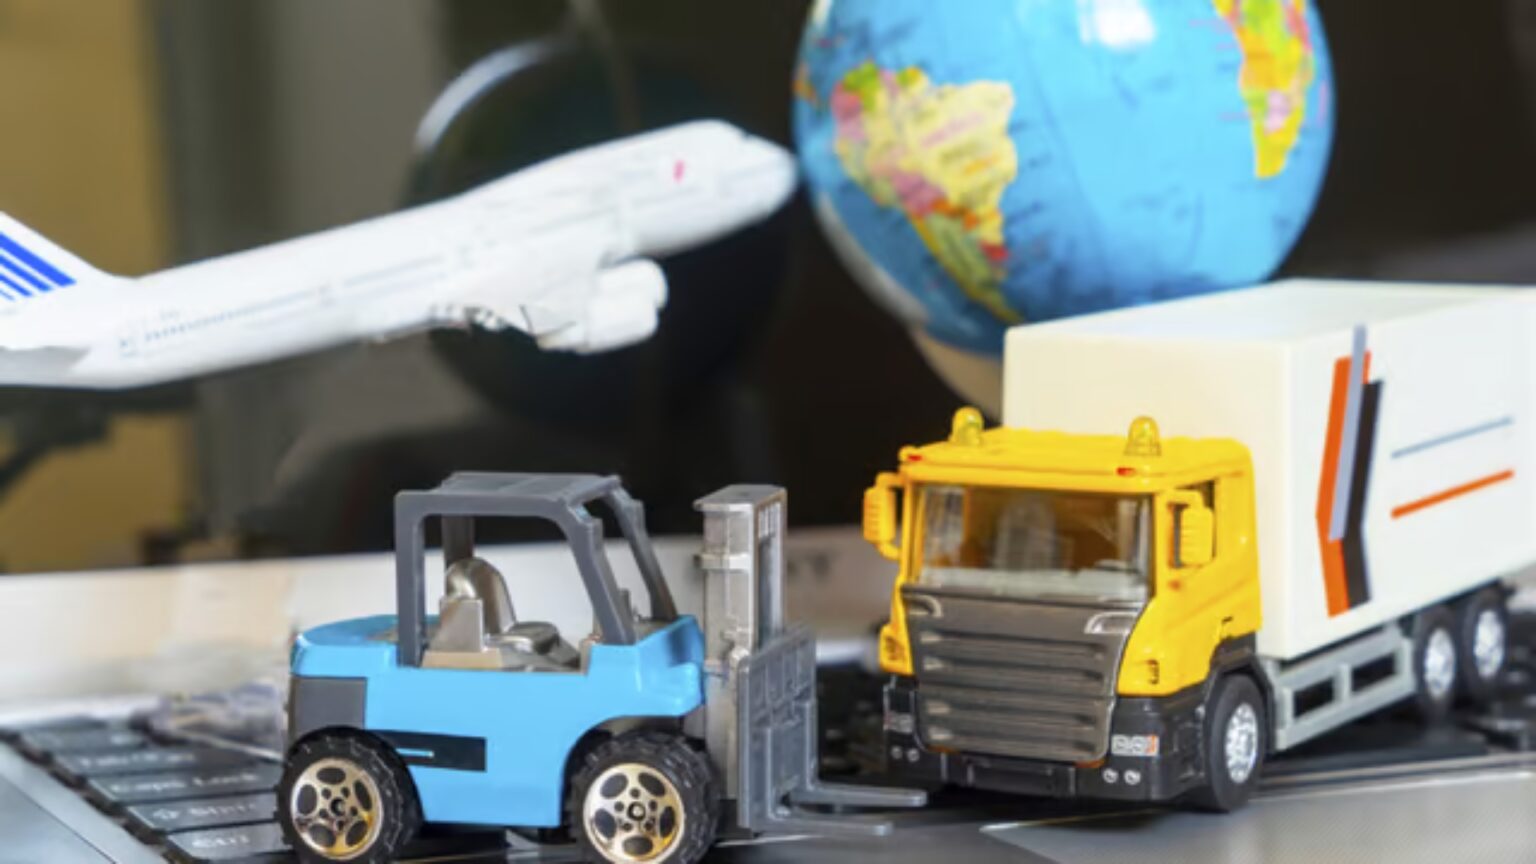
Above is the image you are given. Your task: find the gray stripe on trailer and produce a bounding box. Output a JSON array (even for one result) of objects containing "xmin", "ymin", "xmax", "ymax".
[
  {"xmin": 1329, "ymin": 326, "xmax": 1368, "ymax": 542},
  {"xmin": 1391, "ymin": 416, "xmax": 1513, "ymax": 459}
]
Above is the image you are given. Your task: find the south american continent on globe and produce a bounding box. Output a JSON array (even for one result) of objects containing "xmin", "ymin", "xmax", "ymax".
[{"xmin": 793, "ymin": 0, "xmax": 1333, "ymax": 357}]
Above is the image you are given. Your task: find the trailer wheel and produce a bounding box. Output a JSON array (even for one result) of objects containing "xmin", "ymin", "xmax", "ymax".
[
  {"xmin": 1411, "ymin": 607, "xmax": 1459, "ymax": 721},
  {"xmin": 1189, "ymin": 675, "xmax": 1266, "ymax": 812},
  {"xmin": 567, "ymin": 730, "xmax": 718, "ymax": 864},
  {"xmin": 279, "ymin": 732, "xmax": 421, "ymax": 863},
  {"xmin": 1456, "ymin": 588, "xmax": 1508, "ymax": 704}
]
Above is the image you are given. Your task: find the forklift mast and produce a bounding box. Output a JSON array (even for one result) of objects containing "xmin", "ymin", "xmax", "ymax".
[
  {"xmin": 695, "ymin": 486, "xmax": 924, "ymax": 834},
  {"xmin": 695, "ymin": 485, "xmax": 787, "ymax": 798}
]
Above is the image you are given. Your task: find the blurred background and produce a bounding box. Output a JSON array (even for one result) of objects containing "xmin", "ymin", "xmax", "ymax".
[{"xmin": 2, "ymin": 0, "xmax": 1536, "ymax": 574}]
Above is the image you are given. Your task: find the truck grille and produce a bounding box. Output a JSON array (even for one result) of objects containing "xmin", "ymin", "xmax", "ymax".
[{"xmin": 902, "ymin": 585, "xmax": 1139, "ymax": 763}]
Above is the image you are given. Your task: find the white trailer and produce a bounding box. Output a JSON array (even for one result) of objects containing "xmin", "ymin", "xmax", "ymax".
[{"xmin": 1004, "ymin": 279, "xmax": 1531, "ymax": 748}]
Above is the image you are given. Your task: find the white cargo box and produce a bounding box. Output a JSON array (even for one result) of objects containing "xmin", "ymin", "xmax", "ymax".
[{"xmin": 1004, "ymin": 280, "xmax": 1536, "ymax": 661}]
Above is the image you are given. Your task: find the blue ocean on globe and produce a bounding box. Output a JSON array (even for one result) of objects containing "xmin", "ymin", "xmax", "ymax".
[{"xmin": 793, "ymin": 0, "xmax": 1334, "ymax": 355}]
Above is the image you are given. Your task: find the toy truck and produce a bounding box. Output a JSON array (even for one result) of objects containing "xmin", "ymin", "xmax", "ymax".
[
  {"xmin": 866, "ymin": 281, "xmax": 1527, "ymax": 810},
  {"xmin": 279, "ymin": 473, "xmax": 920, "ymax": 863}
]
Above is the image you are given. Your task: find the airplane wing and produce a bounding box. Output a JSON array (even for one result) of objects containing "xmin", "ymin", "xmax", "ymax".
[
  {"xmin": 491, "ymin": 259, "xmax": 667, "ymax": 353},
  {"xmin": 398, "ymin": 257, "xmax": 668, "ymax": 354}
]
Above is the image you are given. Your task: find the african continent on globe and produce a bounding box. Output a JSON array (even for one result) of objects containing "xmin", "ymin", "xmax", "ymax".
[{"xmin": 793, "ymin": 0, "xmax": 1333, "ymax": 409}]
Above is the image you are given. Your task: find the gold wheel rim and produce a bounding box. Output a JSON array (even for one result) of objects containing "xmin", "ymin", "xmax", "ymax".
[
  {"xmin": 288, "ymin": 756, "xmax": 384, "ymax": 860},
  {"xmin": 582, "ymin": 762, "xmax": 686, "ymax": 862}
]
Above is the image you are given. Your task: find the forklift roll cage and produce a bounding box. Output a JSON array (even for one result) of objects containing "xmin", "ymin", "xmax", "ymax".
[{"xmin": 391, "ymin": 472, "xmax": 679, "ymax": 666}]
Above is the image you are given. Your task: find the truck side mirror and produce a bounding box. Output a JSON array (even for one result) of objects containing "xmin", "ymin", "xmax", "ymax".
[
  {"xmin": 863, "ymin": 473, "xmax": 902, "ymax": 561},
  {"xmin": 1168, "ymin": 490, "xmax": 1214, "ymax": 568}
]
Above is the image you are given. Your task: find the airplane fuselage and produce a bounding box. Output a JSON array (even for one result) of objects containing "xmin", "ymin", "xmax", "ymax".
[{"xmin": 0, "ymin": 120, "xmax": 796, "ymax": 389}]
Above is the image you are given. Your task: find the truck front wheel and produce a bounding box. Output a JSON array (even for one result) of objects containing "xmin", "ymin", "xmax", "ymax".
[
  {"xmin": 567, "ymin": 730, "xmax": 719, "ymax": 864},
  {"xmin": 278, "ymin": 732, "xmax": 422, "ymax": 863},
  {"xmin": 1189, "ymin": 674, "xmax": 1266, "ymax": 812}
]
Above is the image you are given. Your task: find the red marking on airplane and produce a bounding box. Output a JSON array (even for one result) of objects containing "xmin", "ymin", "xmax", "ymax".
[{"xmin": 673, "ymin": 160, "xmax": 686, "ymax": 182}]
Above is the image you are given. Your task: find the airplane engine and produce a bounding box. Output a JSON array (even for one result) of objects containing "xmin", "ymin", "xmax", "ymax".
[{"xmin": 536, "ymin": 259, "xmax": 669, "ymax": 353}]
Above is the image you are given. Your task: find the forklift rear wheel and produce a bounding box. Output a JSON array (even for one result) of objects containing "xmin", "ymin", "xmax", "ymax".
[
  {"xmin": 1188, "ymin": 674, "xmax": 1266, "ymax": 812},
  {"xmin": 279, "ymin": 732, "xmax": 422, "ymax": 863},
  {"xmin": 567, "ymin": 730, "xmax": 718, "ymax": 864}
]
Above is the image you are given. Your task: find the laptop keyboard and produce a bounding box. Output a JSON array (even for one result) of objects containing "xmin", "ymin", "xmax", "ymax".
[
  {"xmin": 3, "ymin": 714, "xmax": 523, "ymax": 862},
  {"xmin": 0, "ymin": 661, "xmax": 893, "ymax": 862},
  {"xmin": 3, "ymin": 716, "xmax": 290, "ymax": 862}
]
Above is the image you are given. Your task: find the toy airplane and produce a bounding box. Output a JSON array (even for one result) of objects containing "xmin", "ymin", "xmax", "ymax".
[{"xmin": 0, "ymin": 120, "xmax": 796, "ymax": 389}]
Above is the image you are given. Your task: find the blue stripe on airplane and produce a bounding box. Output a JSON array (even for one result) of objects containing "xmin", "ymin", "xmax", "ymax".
[
  {"xmin": 0, "ymin": 262, "xmax": 34, "ymax": 296},
  {"xmin": 0, "ymin": 232, "xmax": 73, "ymax": 287},
  {"xmin": 0, "ymin": 272, "xmax": 17, "ymax": 300},
  {"xmin": 0, "ymin": 251, "xmax": 48, "ymax": 293}
]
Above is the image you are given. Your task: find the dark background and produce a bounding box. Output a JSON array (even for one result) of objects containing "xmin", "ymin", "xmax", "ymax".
[{"xmin": 4, "ymin": 0, "xmax": 1536, "ymax": 568}]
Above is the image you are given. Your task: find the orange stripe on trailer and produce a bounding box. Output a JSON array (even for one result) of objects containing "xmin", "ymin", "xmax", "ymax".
[
  {"xmin": 1315, "ymin": 356, "xmax": 1353, "ymax": 617},
  {"xmin": 1391, "ymin": 469, "xmax": 1515, "ymax": 519}
]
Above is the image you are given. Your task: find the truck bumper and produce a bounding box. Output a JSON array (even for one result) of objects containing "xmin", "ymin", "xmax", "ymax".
[{"xmin": 882, "ymin": 677, "xmax": 1207, "ymax": 803}]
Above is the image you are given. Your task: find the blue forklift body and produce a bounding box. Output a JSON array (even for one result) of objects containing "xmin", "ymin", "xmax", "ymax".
[
  {"xmin": 291, "ymin": 614, "xmax": 705, "ymax": 827},
  {"xmin": 284, "ymin": 475, "xmax": 925, "ymax": 856}
]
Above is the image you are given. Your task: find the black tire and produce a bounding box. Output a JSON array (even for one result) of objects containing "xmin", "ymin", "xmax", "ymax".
[
  {"xmin": 1188, "ymin": 675, "xmax": 1266, "ymax": 812},
  {"xmin": 512, "ymin": 826, "xmax": 574, "ymax": 846},
  {"xmin": 1411, "ymin": 606, "xmax": 1459, "ymax": 722},
  {"xmin": 1455, "ymin": 587, "xmax": 1509, "ymax": 704},
  {"xmin": 278, "ymin": 732, "xmax": 422, "ymax": 863},
  {"xmin": 566, "ymin": 730, "xmax": 718, "ymax": 864}
]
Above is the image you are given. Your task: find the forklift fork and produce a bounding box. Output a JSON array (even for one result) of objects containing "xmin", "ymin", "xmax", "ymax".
[{"xmin": 696, "ymin": 486, "xmax": 926, "ymax": 838}]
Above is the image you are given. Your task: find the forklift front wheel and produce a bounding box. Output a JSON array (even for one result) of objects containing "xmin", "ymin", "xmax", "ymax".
[
  {"xmin": 278, "ymin": 732, "xmax": 422, "ymax": 863},
  {"xmin": 567, "ymin": 730, "xmax": 719, "ymax": 864}
]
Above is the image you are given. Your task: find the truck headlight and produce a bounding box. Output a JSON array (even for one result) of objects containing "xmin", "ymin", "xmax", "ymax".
[{"xmin": 1085, "ymin": 611, "xmax": 1137, "ymax": 635}]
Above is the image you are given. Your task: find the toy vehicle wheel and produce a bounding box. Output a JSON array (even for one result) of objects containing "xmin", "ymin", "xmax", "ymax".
[
  {"xmin": 1188, "ymin": 674, "xmax": 1266, "ymax": 812},
  {"xmin": 512, "ymin": 825, "xmax": 574, "ymax": 846},
  {"xmin": 278, "ymin": 732, "xmax": 421, "ymax": 863},
  {"xmin": 567, "ymin": 730, "xmax": 718, "ymax": 864},
  {"xmin": 1411, "ymin": 606, "xmax": 1459, "ymax": 721},
  {"xmin": 1455, "ymin": 587, "xmax": 1508, "ymax": 704}
]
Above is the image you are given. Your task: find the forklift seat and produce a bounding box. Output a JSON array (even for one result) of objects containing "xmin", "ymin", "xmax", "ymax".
[
  {"xmin": 444, "ymin": 557, "xmax": 516, "ymax": 635},
  {"xmin": 424, "ymin": 556, "xmax": 580, "ymax": 672}
]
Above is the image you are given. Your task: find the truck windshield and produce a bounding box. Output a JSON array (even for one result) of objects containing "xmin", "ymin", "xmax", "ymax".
[{"xmin": 917, "ymin": 485, "xmax": 1150, "ymax": 604}]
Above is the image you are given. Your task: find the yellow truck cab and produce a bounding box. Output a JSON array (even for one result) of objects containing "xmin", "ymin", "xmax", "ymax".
[
  {"xmin": 867, "ymin": 282, "xmax": 1527, "ymax": 811},
  {"xmin": 868, "ymin": 409, "xmax": 1265, "ymax": 808}
]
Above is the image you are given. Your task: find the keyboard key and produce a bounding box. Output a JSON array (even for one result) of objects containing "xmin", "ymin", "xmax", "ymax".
[
  {"xmin": 165, "ymin": 821, "xmax": 289, "ymax": 863},
  {"xmin": 89, "ymin": 764, "xmax": 281, "ymax": 807},
  {"xmin": 125, "ymin": 792, "xmax": 276, "ymax": 837},
  {"xmin": 18, "ymin": 726, "xmax": 146, "ymax": 758},
  {"xmin": 56, "ymin": 746, "xmax": 249, "ymax": 780},
  {"xmin": 0, "ymin": 716, "xmax": 104, "ymax": 744}
]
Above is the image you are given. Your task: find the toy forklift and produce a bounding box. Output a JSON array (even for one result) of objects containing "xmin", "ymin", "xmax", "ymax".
[{"xmin": 279, "ymin": 473, "xmax": 922, "ymax": 863}]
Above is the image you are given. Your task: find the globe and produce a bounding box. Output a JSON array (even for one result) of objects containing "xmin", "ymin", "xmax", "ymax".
[{"xmin": 794, "ymin": 0, "xmax": 1333, "ymax": 409}]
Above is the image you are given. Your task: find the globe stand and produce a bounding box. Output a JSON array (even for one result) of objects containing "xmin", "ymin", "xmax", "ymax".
[{"xmin": 910, "ymin": 330, "xmax": 1003, "ymax": 419}]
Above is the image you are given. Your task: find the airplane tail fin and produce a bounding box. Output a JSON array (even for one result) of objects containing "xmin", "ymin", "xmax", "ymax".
[{"xmin": 0, "ymin": 212, "xmax": 119, "ymax": 303}]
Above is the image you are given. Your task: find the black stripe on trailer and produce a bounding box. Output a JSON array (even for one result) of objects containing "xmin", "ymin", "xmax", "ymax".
[{"xmin": 1341, "ymin": 379, "xmax": 1382, "ymax": 609}]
